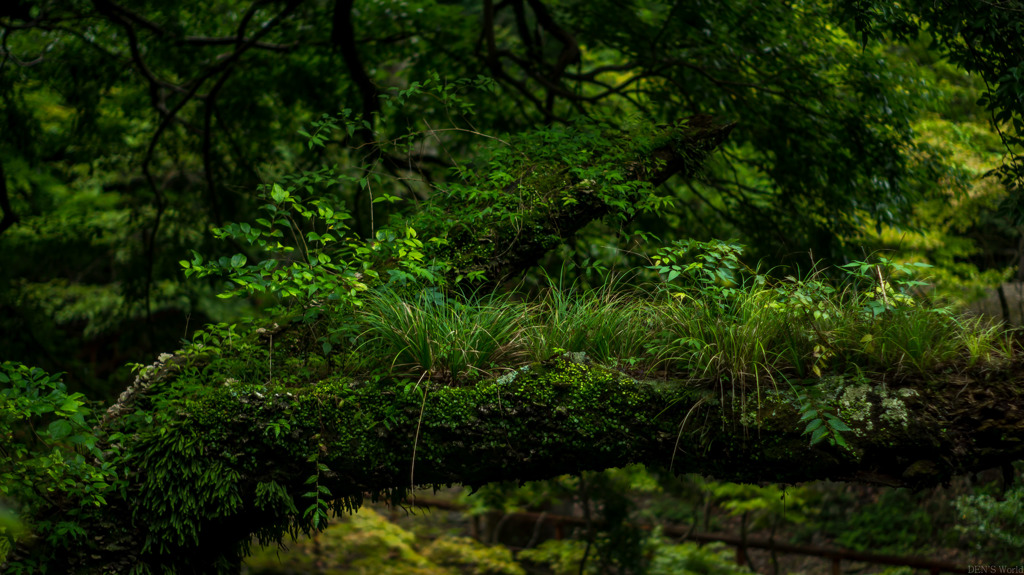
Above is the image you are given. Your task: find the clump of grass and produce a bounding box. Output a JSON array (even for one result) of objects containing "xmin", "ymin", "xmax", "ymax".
[
  {"xmin": 837, "ymin": 307, "xmax": 954, "ymax": 372},
  {"xmin": 836, "ymin": 308, "xmax": 1013, "ymax": 373},
  {"xmin": 357, "ymin": 288, "xmax": 530, "ymax": 383},
  {"xmin": 526, "ymin": 275, "xmax": 659, "ymax": 372},
  {"xmin": 650, "ymin": 283, "xmax": 809, "ymax": 411},
  {"xmin": 343, "ymin": 244, "xmax": 1015, "ymax": 389}
]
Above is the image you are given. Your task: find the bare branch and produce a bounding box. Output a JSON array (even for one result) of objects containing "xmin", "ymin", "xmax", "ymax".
[
  {"xmin": 90, "ymin": 0, "xmax": 164, "ymax": 36},
  {"xmin": 332, "ymin": 0, "xmax": 379, "ymax": 125},
  {"xmin": 481, "ymin": 0, "xmax": 558, "ymax": 122},
  {"xmin": 181, "ymin": 36, "xmax": 299, "ymax": 52},
  {"xmin": 0, "ymin": 157, "xmax": 19, "ymax": 236},
  {"xmin": 201, "ymin": 69, "xmax": 235, "ymax": 225}
]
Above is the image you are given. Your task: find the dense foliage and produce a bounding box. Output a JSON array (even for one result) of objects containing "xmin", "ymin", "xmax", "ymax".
[
  {"xmin": 3, "ymin": 0, "xmax": 1022, "ymax": 397},
  {"xmin": 3, "ymin": 0, "xmax": 1024, "ymax": 573}
]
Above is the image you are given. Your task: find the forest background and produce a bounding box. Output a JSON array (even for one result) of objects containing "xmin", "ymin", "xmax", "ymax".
[{"xmin": 2, "ymin": 0, "xmax": 1024, "ymax": 573}]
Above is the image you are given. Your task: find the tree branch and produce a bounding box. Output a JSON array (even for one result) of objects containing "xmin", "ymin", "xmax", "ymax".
[
  {"xmin": 181, "ymin": 36, "xmax": 299, "ymax": 51},
  {"xmin": 481, "ymin": 0, "xmax": 559, "ymax": 122},
  {"xmin": 201, "ymin": 69, "xmax": 234, "ymax": 225},
  {"xmin": 331, "ymin": 0, "xmax": 379, "ymax": 127},
  {"xmin": 42, "ymin": 355, "xmax": 1024, "ymax": 573},
  {"xmin": 0, "ymin": 156, "xmax": 19, "ymax": 236},
  {"xmin": 411, "ymin": 116, "xmax": 736, "ymax": 285}
]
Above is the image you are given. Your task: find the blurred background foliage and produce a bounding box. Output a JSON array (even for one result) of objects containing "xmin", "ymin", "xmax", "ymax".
[{"xmin": 237, "ymin": 466, "xmax": 1024, "ymax": 574}]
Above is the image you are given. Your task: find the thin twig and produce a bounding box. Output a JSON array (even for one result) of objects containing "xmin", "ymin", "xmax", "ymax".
[{"xmin": 409, "ymin": 384, "xmax": 429, "ymax": 504}]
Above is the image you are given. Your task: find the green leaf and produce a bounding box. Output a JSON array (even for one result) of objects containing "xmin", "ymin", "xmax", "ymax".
[
  {"xmin": 271, "ymin": 184, "xmax": 289, "ymax": 203},
  {"xmin": 58, "ymin": 397, "xmax": 82, "ymax": 413},
  {"xmin": 231, "ymin": 254, "xmax": 247, "ymax": 268},
  {"xmin": 47, "ymin": 419, "xmax": 74, "ymax": 440},
  {"xmin": 834, "ymin": 432, "xmax": 849, "ymax": 448},
  {"xmin": 804, "ymin": 418, "xmax": 823, "ymax": 433},
  {"xmin": 824, "ymin": 415, "xmax": 853, "ymax": 432},
  {"xmin": 810, "ymin": 426, "xmax": 830, "ymax": 445}
]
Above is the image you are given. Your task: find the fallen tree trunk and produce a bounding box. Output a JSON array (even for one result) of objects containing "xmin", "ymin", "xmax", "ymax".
[{"xmin": 15, "ymin": 353, "xmax": 1024, "ymax": 573}]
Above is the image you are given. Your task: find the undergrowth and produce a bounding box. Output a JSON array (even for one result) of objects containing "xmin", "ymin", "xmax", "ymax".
[
  {"xmin": 245, "ymin": 241, "xmax": 1016, "ymax": 391},
  {"xmin": 183, "ymin": 233, "xmax": 1017, "ymax": 453}
]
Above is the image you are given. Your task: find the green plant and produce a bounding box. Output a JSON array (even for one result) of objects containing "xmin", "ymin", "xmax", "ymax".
[
  {"xmin": 651, "ymin": 284, "xmax": 792, "ymax": 416},
  {"xmin": 0, "ymin": 362, "xmax": 119, "ymax": 568},
  {"xmin": 839, "ymin": 256, "xmax": 932, "ymax": 318},
  {"xmin": 649, "ymin": 540, "xmax": 755, "ymax": 575},
  {"xmin": 358, "ymin": 288, "xmax": 530, "ymax": 383},
  {"xmin": 957, "ymin": 318, "xmax": 1006, "ymax": 367},
  {"xmin": 955, "ymin": 484, "xmax": 1024, "ymax": 563},
  {"xmin": 794, "ymin": 387, "xmax": 853, "ymax": 448},
  {"xmin": 649, "ymin": 239, "xmax": 753, "ymax": 310},
  {"xmin": 527, "ymin": 271, "xmax": 658, "ymax": 371},
  {"xmin": 517, "ymin": 536, "xmax": 756, "ymax": 575},
  {"xmin": 517, "ymin": 539, "xmax": 596, "ymax": 575},
  {"xmin": 180, "ymin": 113, "xmax": 465, "ymax": 361},
  {"xmin": 303, "ymin": 449, "xmax": 333, "ymax": 532},
  {"xmin": 762, "ymin": 275, "xmax": 846, "ymax": 377},
  {"xmin": 833, "ymin": 488, "xmax": 952, "ymax": 553},
  {"xmin": 647, "ymin": 240, "xmax": 799, "ymax": 407},
  {"xmin": 181, "ymin": 182, "xmax": 378, "ymax": 312}
]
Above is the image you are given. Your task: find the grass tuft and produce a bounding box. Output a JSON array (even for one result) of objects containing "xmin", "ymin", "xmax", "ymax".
[
  {"xmin": 358, "ymin": 289, "xmax": 530, "ymax": 384},
  {"xmin": 341, "ymin": 260, "xmax": 1016, "ymax": 390}
]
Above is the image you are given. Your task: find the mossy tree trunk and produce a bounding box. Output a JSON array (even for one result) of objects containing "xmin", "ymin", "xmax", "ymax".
[{"xmin": 37, "ymin": 356, "xmax": 1024, "ymax": 574}]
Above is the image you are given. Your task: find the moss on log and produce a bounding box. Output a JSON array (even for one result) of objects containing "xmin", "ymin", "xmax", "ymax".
[{"xmin": 42, "ymin": 352, "xmax": 1024, "ymax": 573}]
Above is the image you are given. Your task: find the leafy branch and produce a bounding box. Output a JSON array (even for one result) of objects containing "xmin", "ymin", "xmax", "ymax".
[{"xmin": 795, "ymin": 389, "xmax": 853, "ymax": 449}]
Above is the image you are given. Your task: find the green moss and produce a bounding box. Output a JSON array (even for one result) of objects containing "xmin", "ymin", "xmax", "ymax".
[
  {"xmin": 422, "ymin": 536, "xmax": 525, "ymax": 575},
  {"xmin": 838, "ymin": 383, "xmax": 875, "ymax": 433},
  {"xmin": 114, "ymin": 344, "xmax": 938, "ymax": 570},
  {"xmin": 243, "ymin": 508, "xmax": 446, "ymax": 575},
  {"xmin": 828, "ymin": 380, "xmax": 917, "ymax": 438}
]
